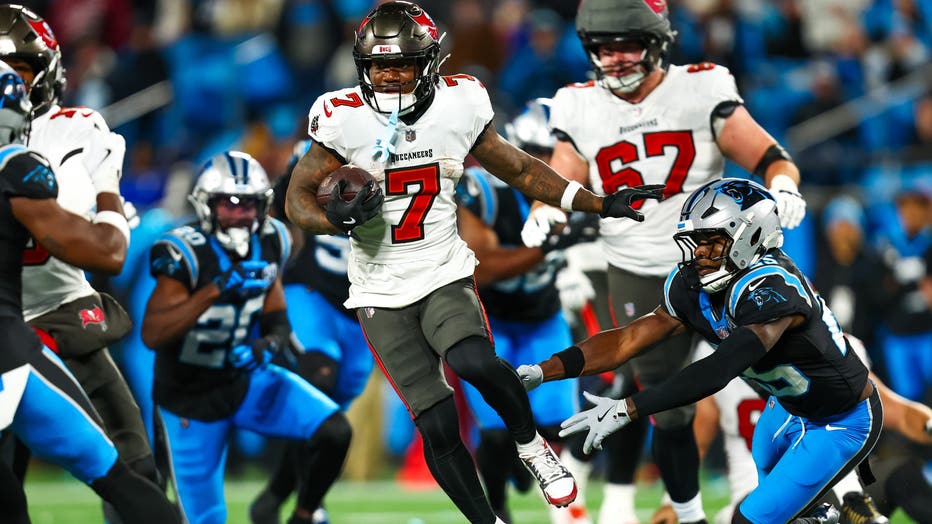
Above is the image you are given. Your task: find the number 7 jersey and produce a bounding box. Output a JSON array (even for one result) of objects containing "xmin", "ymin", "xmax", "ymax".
[
  {"xmin": 550, "ymin": 63, "xmax": 742, "ymax": 277},
  {"xmin": 307, "ymin": 75, "xmax": 493, "ymax": 309}
]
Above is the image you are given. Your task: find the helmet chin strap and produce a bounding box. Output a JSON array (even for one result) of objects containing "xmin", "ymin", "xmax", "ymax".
[{"xmin": 216, "ymin": 227, "xmax": 252, "ymax": 257}]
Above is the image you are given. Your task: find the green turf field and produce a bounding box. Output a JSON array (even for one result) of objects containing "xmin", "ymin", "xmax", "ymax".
[{"xmin": 23, "ymin": 472, "xmax": 916, "ymax": 523}]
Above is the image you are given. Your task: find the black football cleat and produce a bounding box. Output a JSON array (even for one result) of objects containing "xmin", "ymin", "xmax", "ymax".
[{"xmin": 841, "ymin": 492, "xmax": 889, "ymax": 524}]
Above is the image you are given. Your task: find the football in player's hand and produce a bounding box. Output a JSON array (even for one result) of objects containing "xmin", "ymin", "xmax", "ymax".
[{"xmin": 316, "ymin": 165, "xmax": 378, "ymax": 208}]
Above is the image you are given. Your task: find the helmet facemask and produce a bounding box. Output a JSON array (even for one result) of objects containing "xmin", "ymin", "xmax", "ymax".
[
  {"xmin": 189, "ymin": 152, "xmax": 273, "ymax": 258},
  {"xmin": 353, "ymin": 2, "xmax": 444, "ymax": 117},
  {"xmin": 582, "ymin": 32, "xmax": 668, "ymax": 94},
  {"xmin": 674, "ymin": 178, "xmax": 785, "ymax": 293}
]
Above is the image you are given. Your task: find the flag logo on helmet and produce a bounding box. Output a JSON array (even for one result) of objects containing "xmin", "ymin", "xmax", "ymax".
[
  {"xmin": 25, "ymin": 19, "xmax": 57, "ymax": 50},
  {"xmin": 644, "ymin": 0, "xmax": 668, "ymax": 15},
  {"xmin": 408, "ymin": 6, "xmax": 439, "ymax": 40}
]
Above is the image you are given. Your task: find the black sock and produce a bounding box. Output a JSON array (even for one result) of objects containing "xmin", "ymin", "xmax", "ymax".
[
  {"xmin": 0, "ymin": 461, "xmax": 29, "ymax": 524},
  {"xmin": 294, "ymin": 413, "xmax": 351, "ymax": 513},
  {"xmin": 475, "ymin": 429, "xmax": 515, "ymax": 514},
  {"xmin": 652, "ymin": 424, "xmax": 700, "ymax": 502},
  {"xmin": 416, "ymin": 397, "xmax": 496, "ymax": 523},
  {"xmin": 603, "ymin": 415, "xmax": 648, "ymax": 484},
  {"xmin": 267, "ymin": 444, "xmax": 298, "ymax": 500},
  {"xmin": 446, "ymin": 337, "xmax": 535, "ymax": 443}
]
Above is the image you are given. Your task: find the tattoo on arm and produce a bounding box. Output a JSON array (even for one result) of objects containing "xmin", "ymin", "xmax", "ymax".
[{"xmin": 285, "ymin": 145, "xmax": 344, "ymax": 235}]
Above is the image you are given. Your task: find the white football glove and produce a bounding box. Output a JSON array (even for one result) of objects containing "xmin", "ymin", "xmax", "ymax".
[
  {"xmin": 521, "ymin": 205, "xmax": 567, "ymax": 247},
  {"xmin": 86, "ymin": 132, "xmax": 126, "ymax": 196},
  {"xmin": 120, "ymin": 197, "xmax": 140, "ymax": 230},
  {"xmin": 556, "ymin": 267, "xmax": 595, "ymax": 313},
  {"xmin": 559, "ymin": 391, "xmax": 632, "ymax": 454},
  {"xmin": 769, "ymin": 174, "xmax": 806, "ymax": 229},
  {"xmin": 516, "ymin": 364, "xmax": 543, "ymax": 392}
]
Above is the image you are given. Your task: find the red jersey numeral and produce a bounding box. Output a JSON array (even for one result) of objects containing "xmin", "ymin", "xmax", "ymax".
[
  {"xmin": 594, "ymin": 130, "xmax": 696, "ymax": 206},
  {"xmin": 736, "ymin": 397, "xmax": 766, "ymax": 451},
  {"xmin": 442, "ymin": 74, "xmax": 482, "ymax": 87},
  {"xmin": 328, "ymin": 93, "xmax": 364, "ymax": 108},
  {"xmin": 385, "ymin": 164, "xmax": 441, "ymax": 243},
  {"xmin": 686, "ymin": 62, "xmax": 716, "ymax": 73},
  {"xmin": 23, "ymin": 237, "xmax": 50, "ymax": 265}
]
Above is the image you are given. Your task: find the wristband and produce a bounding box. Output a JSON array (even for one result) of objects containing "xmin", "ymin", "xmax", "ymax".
[
  {"xmin": 93, "ymin": 210, "xmax": 130, "ymax": 244},
  {"xmin": 554, "ymin": 345, "xmax": 585, "ymax": 378},
  {"xmin": 560, "ymin": 181, "xmax": 583, "ymax": 211}
]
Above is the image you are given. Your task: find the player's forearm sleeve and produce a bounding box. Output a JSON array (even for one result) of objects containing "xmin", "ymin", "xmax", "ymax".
[{"xmin": 631, "ymin": 327, "xmax": 767, "ymax": 417}]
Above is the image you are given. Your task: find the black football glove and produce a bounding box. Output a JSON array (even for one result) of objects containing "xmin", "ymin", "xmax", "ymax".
[
  {"xmin": 541, "ymin": 213, "xmax": 600, "ymax": 255},
  {"xmin": 325, "ymin": 180, "xmax": 384, "ymax": 233},
  {"xmin": 600, "ymin": 184, "xmax": 666, "ymax": 221}
]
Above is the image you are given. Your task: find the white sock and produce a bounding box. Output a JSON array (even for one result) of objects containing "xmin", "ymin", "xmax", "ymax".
[
  {"xmin": 672, "ymin": 492, "xmax": 706, "ymax": 523},
  {"xmin": 831, "ymin": 470, "xmax": 862, "ymax": 501},
  {"xmin": 516, "ymin": 432, "xmax": 544, "ymax": 454},
  {"xmin": 598, "ymin": 483, "xmax": 637, "ymax": 524}
]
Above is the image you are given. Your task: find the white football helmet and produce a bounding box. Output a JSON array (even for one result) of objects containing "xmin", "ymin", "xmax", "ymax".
[{"xmin": 189, "ymin": 151, "xmax": 273, "ymax": 257}]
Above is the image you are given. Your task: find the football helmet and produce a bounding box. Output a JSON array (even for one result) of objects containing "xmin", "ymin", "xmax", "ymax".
[
  {"xmin": 674, "ymin": 178, "xmax": 783, "ymax": 293},
  {"xmin": 504, "ymin": 98, "xmax": 555, "ymax": 155},
  {"xmin": 576, "ymin": 0, "xmax": 675, "ymax": 93},
  {"xmin": 189, "ymin": 151, "xmax": 274, "ymax": 257},
  {"xmin": 353, "ymin": 1, "xmax": 444, "ymax": 116},
  {"xmin": 0, "ymin": 61, "xmax": 31, "ymax": 145},
  {"xmin": 0, "ymin": 5, "xmax": 65, "ymax": 116}
]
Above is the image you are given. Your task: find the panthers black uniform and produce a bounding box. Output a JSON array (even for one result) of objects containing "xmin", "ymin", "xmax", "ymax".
[
  {"xmin": 0, "ymin": 144, "xmax": 58, "ymax": 371},
  {"xmin": 148, "ymin": 218, "xmax": 290, "ymax": 420},
  {"xmin": 456, "ymin": 166, "xmax": 561, "ymax": 322},
  {"xmin": 282, "ymin": 233, "xmax": 353, "ymax": 319},
  {"xmin": 661, "ymin": 249, "xmax": 868, "ymax": 420}
]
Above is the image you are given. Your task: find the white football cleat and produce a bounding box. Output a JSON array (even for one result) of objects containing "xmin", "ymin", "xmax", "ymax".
[{"xmin": 517, "ymin": 435, "xmax": 578, "ymax": 507}]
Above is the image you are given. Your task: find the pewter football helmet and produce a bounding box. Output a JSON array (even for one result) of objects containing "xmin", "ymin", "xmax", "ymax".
[
  {"xmin": 189, "ymin": 151, "xmax": 273, "ymax": 256},
  {"xmin": 674, "ymin": 178, "xmax": 783, "ymax": 292},
  {"xmin": 0, "ymin": 5, "xmax": 65, "ymax": 116}
]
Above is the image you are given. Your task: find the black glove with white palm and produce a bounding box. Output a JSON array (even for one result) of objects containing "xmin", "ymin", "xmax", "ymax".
[
  {"xmin": 325, "ymin": 180, "xmax": 384, "ymax": 233},
  {"xmin": 600, "ymin": 184, "xmax": 666, "ymax": 221},
  {"xmin": 558, "ymin": 391, "xmax": 632, "ymax": 455}
]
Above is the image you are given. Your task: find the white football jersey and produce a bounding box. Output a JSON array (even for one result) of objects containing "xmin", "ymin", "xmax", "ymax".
[
  {"xmin": 694, "ymin": 340, "xmax": 760, "ymax": 509},
  {"xmin": 22, "ymin": 105, "xmax": 111, "ymax": 320},
  {"xmin": 308, "ymin": 75, "xmax": 493, "ymax": 308},
  {"xmin": 550, "ymin": 64, "xmax": 742, "ymax": 277}
]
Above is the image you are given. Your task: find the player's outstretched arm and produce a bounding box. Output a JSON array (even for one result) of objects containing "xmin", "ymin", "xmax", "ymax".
[
  {"xmin": 285, "ymin": 142, "xmax": 345, "ymax": 235},
  {"xmin": 11, "ymin": 192, "xmax": 127, "ymax": 274},
  {"xmin": 537, "ymin": 307, "xmax": 685, "ymax": 382},
  {"xmin": 873, "ymin": 371, "xmax": 932, "ymax": 445},
  {"xmin": 141, "ymin": 276, "xmax": 220, "ymax": 350},
  {"xmin": 471, "ymin": 128, "xmax": 663, "ymax": 219}
]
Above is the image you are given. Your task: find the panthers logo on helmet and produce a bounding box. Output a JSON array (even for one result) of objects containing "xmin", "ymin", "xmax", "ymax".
[
  {"xmin": 717, "ymin": 180, "xmax": 774, "ymax": 211},
  {"xmin": 747, "ymin": 287, "xmax": 787, "ymax": 309}
]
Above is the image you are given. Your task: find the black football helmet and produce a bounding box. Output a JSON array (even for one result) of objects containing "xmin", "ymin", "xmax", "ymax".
[
  {"xmin": 0, "ymin": 5, "xmax": 65, "ymax": 116},
  {"xmin": 353, "ymin": 1, "xmax": 443, "ymax": 116},
  {"xmin": 0, "ymin": 61, "xmax": 32, "ymax": 145},
  {"xmin": 576, "ymin": 0, "xmax": 676, "ymax": 93}
]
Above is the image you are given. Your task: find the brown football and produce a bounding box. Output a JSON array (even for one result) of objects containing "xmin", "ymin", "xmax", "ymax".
[{"xmin": 316, "ymin": 165, "xmax": 377, "ymax": 208}]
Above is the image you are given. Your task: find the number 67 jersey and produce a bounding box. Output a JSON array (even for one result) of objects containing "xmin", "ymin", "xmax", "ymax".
[
  {"xmin": 550, "ymin": 63, "xmax": 742, "ymax": 277},
  {"xmin": 307, "ymin": 75, "xmax": 493, "ymax": 309}
]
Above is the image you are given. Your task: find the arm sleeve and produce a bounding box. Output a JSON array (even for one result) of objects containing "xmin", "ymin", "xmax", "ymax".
[{"xmin": 630, "ymin": 326, "xmax": 767, "ymax": 417}]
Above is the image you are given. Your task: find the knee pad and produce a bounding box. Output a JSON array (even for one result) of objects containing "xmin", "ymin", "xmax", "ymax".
[
  {"xmin": 444, "ymin": 336, "xmax": 501, "ymax": 385},
  {"xmin": 296, "ymin": 351, "xmax": 339, "ymax": 398},
  {"xmin": 306, "ymin": 412, "xmax": 352, "ymax": 453},
  {"xmin": 415, "ymin": 397, "xmax": 462, "ymax": 457}
]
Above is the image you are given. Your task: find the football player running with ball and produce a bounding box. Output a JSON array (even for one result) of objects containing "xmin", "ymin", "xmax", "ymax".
[
  {"xmin": 519, "ymin": 179, "xmax": 880, "ymax": 524},
  {"xmin": 520, "ymin": 1, "xmax": 808, "ymax": 521},
  {"xmin": 285, "ymin": 3, "xmax": 663, "ymax": 523},
  {"xmin": 142, "ymin": 152, "xmax": 351, "ymax": 524}
]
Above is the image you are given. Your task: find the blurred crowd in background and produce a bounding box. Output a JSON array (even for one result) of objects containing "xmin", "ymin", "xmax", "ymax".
[{"xmin": 19, "ymin": 0, "xmax": 932, "ymax": 483}]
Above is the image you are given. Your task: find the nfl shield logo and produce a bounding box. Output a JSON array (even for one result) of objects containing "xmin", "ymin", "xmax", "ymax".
[
  {"xmin": 405, "ymin": 129, "xmax": 416, "ymax": 142},
  {"xmin": 624, "ymin": 303, "xmax": 635, "ymax": 318},
  {"xmin": 364, "ymin": 307, "xmax": 375, "ymax": 319},
  {"xmin": 310, "ymin": 115, "xmax": 319, "ymax": 134},
  {"xmin": 715, "ymin": 326, "xmax": 731, "ymax": 339}
]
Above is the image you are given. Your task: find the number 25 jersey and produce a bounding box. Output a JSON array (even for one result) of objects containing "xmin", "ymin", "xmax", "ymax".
[
  {"xmin": 550, "ymin": 64, "xmax": 742, "ymax": 277},
  {"xmin": 307, "ymin": 75, "xmax": 493, "ymax": 309}
]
